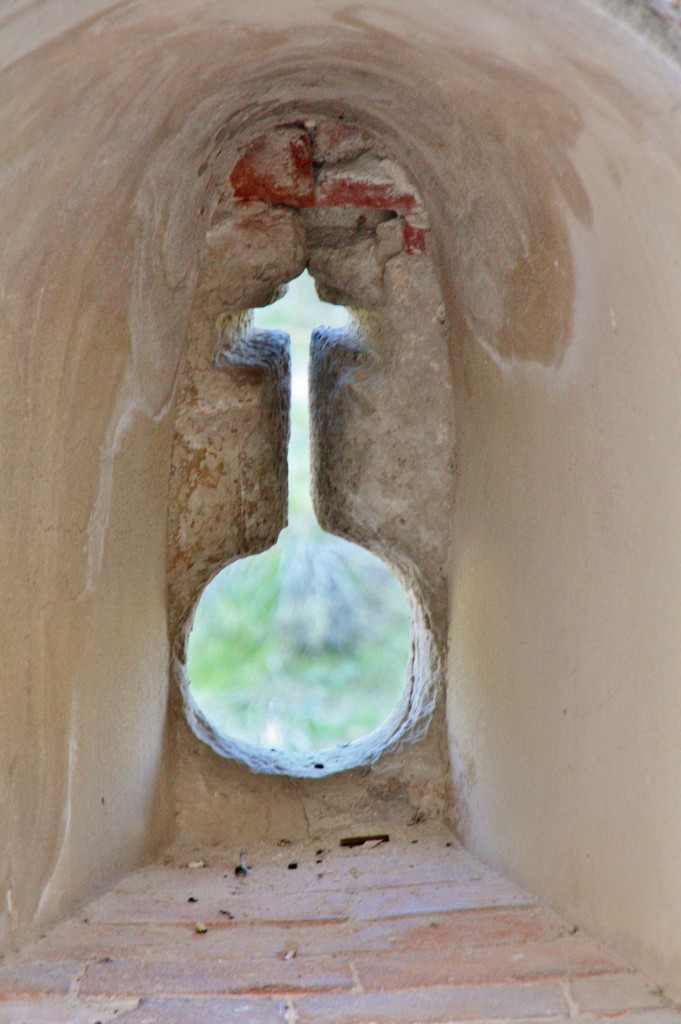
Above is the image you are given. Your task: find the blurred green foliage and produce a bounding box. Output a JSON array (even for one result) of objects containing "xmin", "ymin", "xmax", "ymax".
[{"xmin": 187, "ymin": 273, "xmax": 411, "ymax": 754}]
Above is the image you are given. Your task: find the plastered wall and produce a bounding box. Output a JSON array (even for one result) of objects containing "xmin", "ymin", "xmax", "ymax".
[
  {"xmin": 446, "ymin": 17, "xmax": 681, "ymax": 999},
  {"xmin": 2, "ymin": 0, "xmax": 681, "ymax": 1001}
]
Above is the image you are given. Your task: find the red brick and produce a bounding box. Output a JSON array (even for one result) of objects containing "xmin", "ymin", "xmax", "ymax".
[
  {"xmin": 570, "ymin": 972, "xmax": 668, "ymax": 1014},
  {"xmin": 587, "ymin": 1013, "xmax": 681, "ymax": 1022},
  {"xmin": 84, "ymin": 853, "xmax": 530, "ymax": 926},
  {"xmin": 79, "ymin": 955, "xmax": 352, "ymax": 997},
  {"xmin": 114, "ymin": 995, "xmax": 286, "ymax": 1023},
  {"xmin": 349, "ymin": 878, "xmax": 534, "ymax": 919},
  {"xmin": 3, "ymin": 836, "xmax": 671, "ymax": 1024},
  {"xmin": 403, "ymin": 221, "xmax": 427, "ymax": 254},
  {"xmin": 32, "ymin": 921, "xmax": 299, "ymax": 963},
  {"xmin": 86, "ymin": 887, "xmax": 349, "ymax": 925},
  {"xmin": 354, "ymin": 935, "xmax": 624, "ymax": 990},
  {"xmin": 0, "ymin": 999, "xmax": 136, "ymax": 1023},
  {"xmin": 294, "ymin": 981, "xmax": 568, "ymax": 1022},
  {"xmin": 345, "ymin": 907, "xmax": 567, "ymax": 951},
  {"xmin": 0, "ymin": 958, "xmax": 82, "ymax": 999},
  {"xmin": 230, "ymin": 128, "xmax": 314, "ymax": 207},
  {"xmin": 111, "ymin": 839, "xmax": 476, "ymax": 897},
  {"xmin": 29, "ymin": 908, "xmax": 564, "ymax": 966}
]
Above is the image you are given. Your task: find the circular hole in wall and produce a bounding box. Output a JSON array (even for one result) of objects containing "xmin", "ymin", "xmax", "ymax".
[{"xmin": 186, "ymin": 272, "xmax": 412, "ymax": 756}]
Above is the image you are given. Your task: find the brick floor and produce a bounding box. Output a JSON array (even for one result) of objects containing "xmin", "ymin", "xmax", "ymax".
[{"xmin": 0, "ymin": 829, "xmax": 678, "ymax": 1023}]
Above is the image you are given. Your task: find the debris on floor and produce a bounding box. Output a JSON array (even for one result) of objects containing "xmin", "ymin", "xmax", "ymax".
[
  {"xmin": 340, "ymin": 833, "xmax": 389, "ymax": 847},
  {"xmin": 2, "ymin": 831, "xmax": 678, "ymax": 1023},
  {"xmin": 234, "ymin": 851, "xmax": 250, "ymax": 878}
]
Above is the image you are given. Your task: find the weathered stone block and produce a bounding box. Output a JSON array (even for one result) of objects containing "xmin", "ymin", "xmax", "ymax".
[
  {"xmin": 311, "ymin": 119, "xmax": 374, "ymax": 165},
  {"xmin": 167, "ymin": 322, "xmax": 291, "ymax": 637},
  {"xmin": 316, "ymin": 155, "xmax": 418, "ymax": 214},
  {"xmin": 201, "ymin": 203, "xmax": 306, "ymax": 312}
]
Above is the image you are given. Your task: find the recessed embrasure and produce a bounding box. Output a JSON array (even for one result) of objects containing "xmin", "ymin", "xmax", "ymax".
[
  {"xmin": 166, "ymin": 116, "xmax": 454, "ymax": 776},
  {"xmin": 186, "ymin": 274, "xmax": 412, "ymax": 758}
]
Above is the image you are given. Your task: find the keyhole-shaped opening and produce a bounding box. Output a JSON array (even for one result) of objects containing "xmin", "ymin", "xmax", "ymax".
[
  {"xmin": 186, "ymin": 272, "xmax": 412, "ymax": 755},
  {"xmin": 168, "ymin": 115, "xmax": 449, "ymax": 778}
]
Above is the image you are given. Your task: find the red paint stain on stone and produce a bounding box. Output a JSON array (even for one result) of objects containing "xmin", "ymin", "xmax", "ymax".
[
  {"xmin": 316, "ymin": 176, "xmax": 416, "ymax": 213},
  {"xmin": 403, "ymin": 222, "xmax": 427, "ymax": 254},
  {"xmin": 231, "ymin": 129, "xmax": 315, "ymax": 208}
]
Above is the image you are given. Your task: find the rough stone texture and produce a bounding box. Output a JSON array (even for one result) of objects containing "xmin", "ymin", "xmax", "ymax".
[
  {"xmin": 0, "ymin": 832, "xmax": 678, "ymax": 1024},
  {"xmin": 307, "ymin": 243, "xmax": 454, "ymax": 770},
  {"xmin": 167, "ymin": 116, "xmax": 452, "ymax": 808},
  {"xmin": 315, "ymin": 157, "xmax": 420, "ymax": 213},
  {"xmin": 309, "ymin": 252, "xmax": 453, "ymax": 635},
  {"xmin": 201, "ymin": 203, "xmax": 307, "ymax": 312},
  {"xmin": 306, "ymin": 227, "xmax": 387, "ymax": 307},
  {"xmin": 311, "ymin": 119, "xmax": 375, "ymax": 165},
  {"xmin": 166, "ymin": 312, "xmax": 291, "ymax": 639}
]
